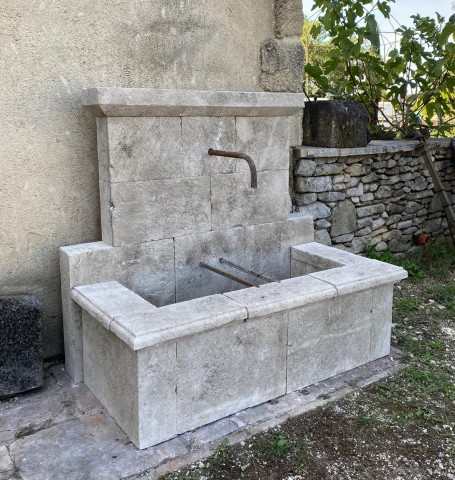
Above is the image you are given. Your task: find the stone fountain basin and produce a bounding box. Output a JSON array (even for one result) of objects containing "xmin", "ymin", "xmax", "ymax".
[{"xmin": 71, "ymin": 242, "xmax": 406, "ymax": 449}]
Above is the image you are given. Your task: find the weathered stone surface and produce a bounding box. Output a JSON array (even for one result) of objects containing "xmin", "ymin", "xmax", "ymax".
[
  {"xmin": 333, "ymin": 233, "xmax": 354, "ymax": 243},
  {"xmin": 182, "ymin": 117, "xmax": 237, "ymax": 177},
  {"xmin": 405, "ymin": 201, "xmax": 420, "ymax": 214},
  {"xmin": 411, "ymin": 175, "xmax": 427, "ymax": 191},
  {"xmin": 331, "ymin": 200, "xmax": 356, "ymax": 236},
  {"xmin": 260, "ymin": 39, "xmax": 304, "ymax": 92},
  {"xmin": 315, "ymin": 163, "xmax": 345, "ymax": 176},
  {"xmin": 314, "ymin": 229, "xmax": 332, "ymax": 245},
  {"xmin": 85, "ymin": 88, "xmax": 306, "ymax": 118},
  {"xmin": 316, "ymin": 219, "xmax": 331, "ymax": 229},
  {"xmin": 99, "ymin": 117, "xmax": 184, "ymax": 183},
  {"xmin": 287, "ymin": 293, "xmax": 371, "ymax": 391},
  {"xmin": 296, "ymin": 202, "xmax": 330, "ymax": 220},
  {"xmin": 294, "ymin": 159, "xmax": 316, "ymax": 177},
  {"xmin": 82, "ymin": 312, "xmax": 178, "ymax": 449},
  {"xmin": 177, "ymin": 313, "xmax": 287, "ymax": 432},
  {"xmin": 60, "ymin": 240, "xmax": 175, "ymax": 382},
  {"xmin": 295, "ymin": 192, "xmax": 317, "ymax": 205},
  {"xmin": 295, "ymin": 176, "xmax": 332, "ymax": 193},
  {"xmin": 346, "ymin": 184, "xmax": 364, "ymax": 197},
  {"xmin": 106, "ymin": 177, "xmax": 211, "ymax": 245},
  {"xmin": 174, "ymin": 216, "xmax": 313, "ymax": 302},
  {"xmin": 318, "ymin": 192, "xmax": 346, "ymax": 202},
  {"xmin": 345, "ymin": 164, "xmax": 367, "ymax": 176},
  {"xmin": 0, "ymin": 296, "xmax": 43, "ymax": 397},
  {"xmin": 211, "ymin": 170, "xmax": 290, "ymax": 230},
  {"xmin": 357, "ymin": 203, "xmax": 385, "ymax": 217},
  {"xmin": 275, "ymin": 0, "xmax": 304, "ymax": 38},
  {"xmin": 359, "ymin": 192, "xmax": 374, "ymax": 202},
  {"xmin": 236, "ymin": 117, "xmax": 290, "ymax": 172},
  {"xmin": 0, "ymin": 445, "xmax": 14, "ymax": 474},
  {"xmin": 302, "ymin": 101, "xmax": 369, "ymax": 148},
  {"xmin": 375, "ymin": 185, "xmax": 392, "ymax": 199}
]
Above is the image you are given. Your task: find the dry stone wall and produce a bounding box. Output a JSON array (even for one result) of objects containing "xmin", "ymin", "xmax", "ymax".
[{"xmin": 292, "ymin": 140, "xmax": 454, "ymax": 254}]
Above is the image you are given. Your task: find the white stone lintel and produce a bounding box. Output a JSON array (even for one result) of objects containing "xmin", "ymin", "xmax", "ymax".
[{"xmin": 82, "ymin": 88, "xmax": 305, "ymax": 117}]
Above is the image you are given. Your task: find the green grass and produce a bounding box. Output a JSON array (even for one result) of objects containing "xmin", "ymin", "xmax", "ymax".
[
  {"xmin": 393, "ymin": 297, "xmax": 420, "ymax": 317},
  {"xmin": 366, "ymin": 247, "xmax": 425, "ymax": 280}
]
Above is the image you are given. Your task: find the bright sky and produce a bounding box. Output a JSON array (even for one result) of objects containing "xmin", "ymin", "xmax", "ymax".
[
  {"xmin": 304, "ymin": 0, "xmax": 454, "ymax": 28},
  {"xmin": 304, "ymin": 0, "xmax": 454, "ymax": 57}
]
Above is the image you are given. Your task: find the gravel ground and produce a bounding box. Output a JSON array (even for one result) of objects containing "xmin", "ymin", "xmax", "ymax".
[{"xmin": 160, "ymin": 242, "xmax": 455, "ymax": 480}]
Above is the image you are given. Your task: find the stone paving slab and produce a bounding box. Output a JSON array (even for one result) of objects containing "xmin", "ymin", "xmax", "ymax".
[{"xmin": 0, "ymin": 352, "xmax": 404, "ymax": 480}]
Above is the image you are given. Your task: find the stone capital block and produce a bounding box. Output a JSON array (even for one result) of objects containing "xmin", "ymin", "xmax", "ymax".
[
  {"xmin": 260, "ymin": 39, "xmax": 304, "ymax": 93},
  {"xmin": 275, "ymin": 0, "xmax": 304, "ymax": 38}
]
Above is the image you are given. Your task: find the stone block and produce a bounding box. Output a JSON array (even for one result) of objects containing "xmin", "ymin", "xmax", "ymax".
[
  {"xmin": 318, "ymin": 192, "xmax": 346, "ymax": 202},
  {"xmin": 182, "ymin": 117, "xmax": 237, "ymax": 177},
  {"xmin": 295, "ymin": 176, "xmax": 332, "ymax": 193},
  {"xmin": 296, "ymin": 201, "xmax": 330, "ymax": 219},
  {"xmin": 275, "ymin": 0, "xmax": 304, "ymax": 38},
  {"xmin": 84, "ymin": 88, "xmax": 306, "ymax": 118},
  {"xmin": 211, "ymin": 170, "xmax": 290, "ymax": 230},
  {"xmin": 236, "ymin": 117, "xmax": 290, "ymax": 172},
  {"xmin": 0, "ymin": 296, "xmax": 43, "ymax": 397},
  {"xmin": 314, "ymin": 229, "xmax": 332, "ymax": 246},
  {"xmin": 60, "ymin": 240, "xmax": 175, "ymax": 383},
  {"xmin": 294, "ymin": 159, "xmax": 316, "ymax": 177},
  {"xmin": 105, "ymin": 176, "xmax": 211, "ymax": 245},
  {"xmin": 72, "ymin": 281, "xmax": 157, "ymax": 330},
  {"xmin": 330, "ymin": 200, "xmax": 356, "ymax": 236},
  {"xmin": 99, "ymin": 117, "xmax": 183, "ymax": 183},
  {"xmin": 260, "ymin": 39, "xmax": 304, "ymax": 92},
  {"xmin": 302, "ymin": 101, "xmax": 369, "ymax": 148},
  {"xmin": 370, "ymin": 285, "xmax": 394, "ymax": 358},
  {"xmin": 82, "ymin": 312, "xmax": 177, "ymax": 449},
  {"xmin": 287, "ymin": 293, "xmax": 371, "ymax": 392},
  {"xmin": 357, "ymin": 203, "xmax": 385, "ymax": 217},
  {"xmin": 245, "ymin": 214, "xmax": 314, "ymax": 281},
  {"xmin": 314, "ymin": 163, "xmax": 345, "ymax": 175},
  {"xmin": 224, "ymin": 275, "xmax": 336, "ymax": 318},
  {"xmin": 294, "ymin": 192, "xmax": 317, "ymax": 205},
  {"xmin": 176, "ymin": 313, "xmax": 288, "ymax": 432}
]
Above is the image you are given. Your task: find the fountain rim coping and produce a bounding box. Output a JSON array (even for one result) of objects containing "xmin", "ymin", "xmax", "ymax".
[
  {"xmin": 82, "ymin": 87, "xmax": 305, "ymax": 117},
  {"xmin": 293, "ymin": 138, "xmax": 453, "ymax": 158},
  {"xmin": 71, "ymin": 242, "xmax": 407, "ymax": 351}
]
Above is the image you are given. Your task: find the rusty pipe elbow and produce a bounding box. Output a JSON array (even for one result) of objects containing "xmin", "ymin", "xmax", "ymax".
[{"xmin": 208, "ymin": 148, "xmax": 258, "ymax": 188}]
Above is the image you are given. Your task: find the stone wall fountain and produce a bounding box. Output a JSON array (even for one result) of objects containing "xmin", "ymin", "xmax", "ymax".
[{"xmin": 60, "ymin": 88, "xmax": 407, "ymax": 449}]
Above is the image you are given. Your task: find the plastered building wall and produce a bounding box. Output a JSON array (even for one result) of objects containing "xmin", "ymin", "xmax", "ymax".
[{"xmin": 0, "ymin": 0, "xmax": 306, "ymax": 359}]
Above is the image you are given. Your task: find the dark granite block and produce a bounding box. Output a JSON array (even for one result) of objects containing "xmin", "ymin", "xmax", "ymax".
[
  {"xmin": 0, "ymin": 296, "xmax": 43, "ymax": 398},
  {"xmin": 302, "ymin": 100, "xmax": 369, "ymax": 148}
]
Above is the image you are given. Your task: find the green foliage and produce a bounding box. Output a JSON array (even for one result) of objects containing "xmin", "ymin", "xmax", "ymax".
[
  {"xmin": 305, "ymin": 0, "xmax": 455, "ymax": 137},
  {"xmin": 366, "ymin": 247, "xmax": 425, "ymax": 279},
  {"xmin": 419, "ymin": 240, "xmax": 455, "ymax": 278}
]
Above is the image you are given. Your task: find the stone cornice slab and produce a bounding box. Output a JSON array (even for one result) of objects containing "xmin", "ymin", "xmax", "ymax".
[
  {"xmin": 293, "ymin": 139, "xmax": 453, "ymax": 159},
  {"xmin": 82, "ymin": 88, "xmax": 305, "ymax": 117}
]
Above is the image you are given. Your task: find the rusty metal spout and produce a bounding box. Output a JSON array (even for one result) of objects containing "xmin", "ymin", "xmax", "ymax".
[{"xmin": 208, "ymin": 148, "xmax": 258, "ymax": 188}]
